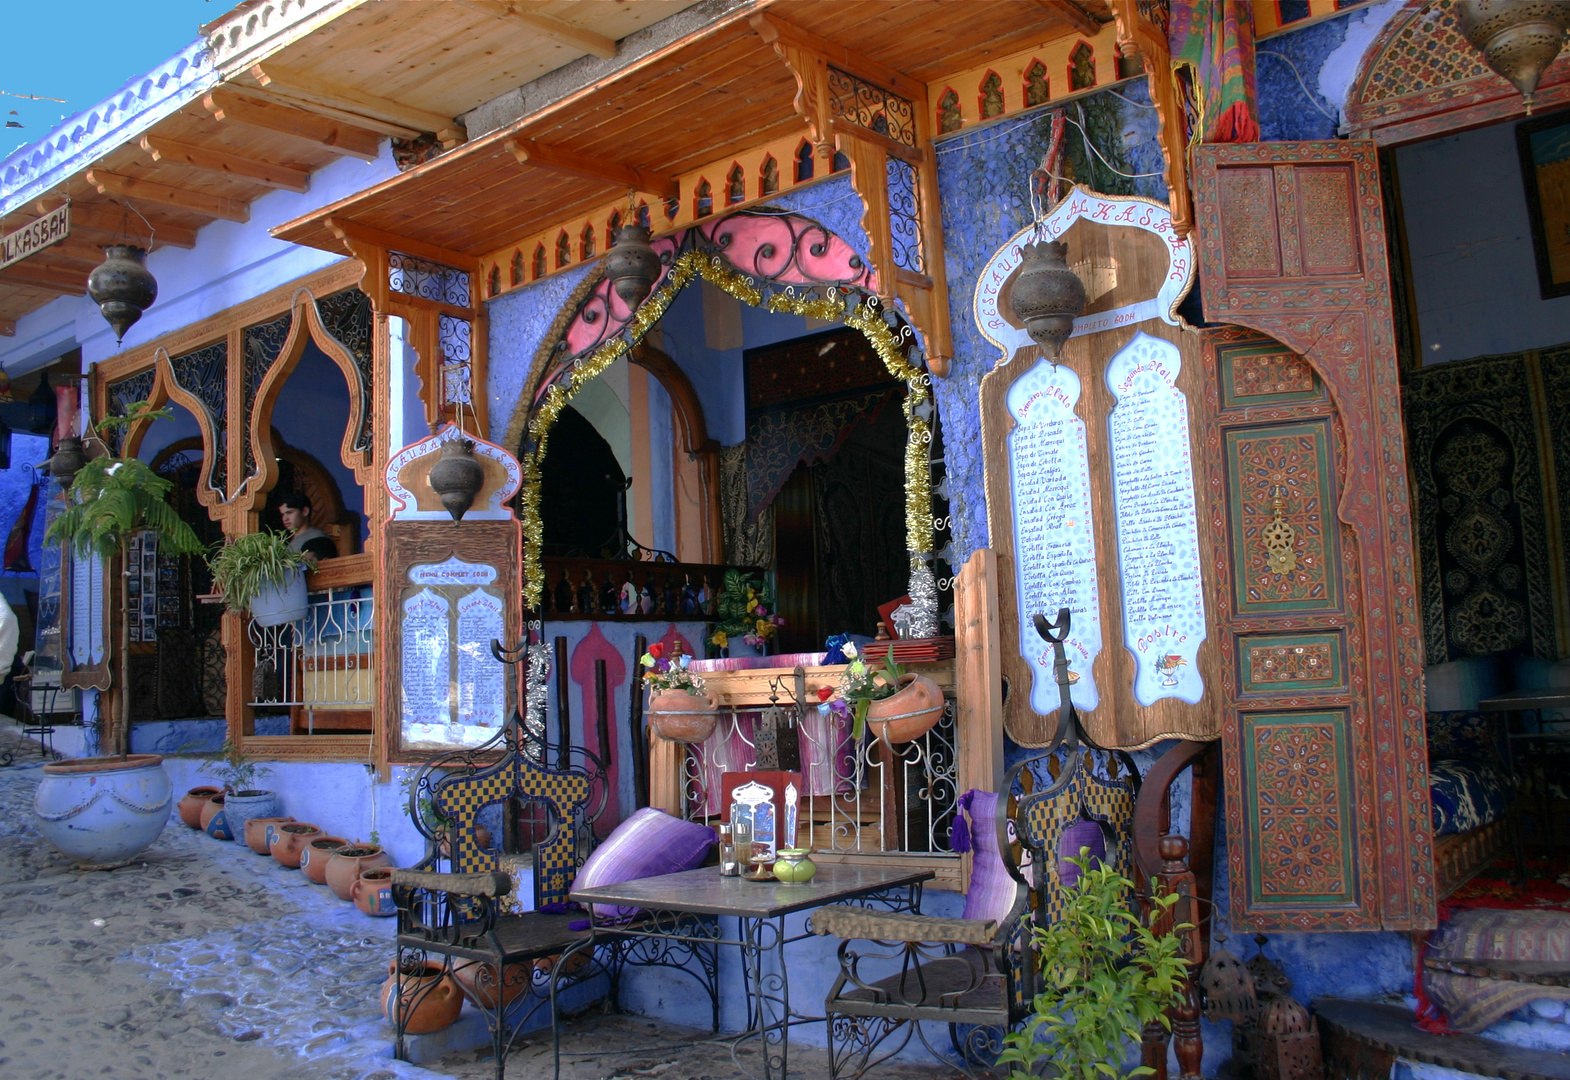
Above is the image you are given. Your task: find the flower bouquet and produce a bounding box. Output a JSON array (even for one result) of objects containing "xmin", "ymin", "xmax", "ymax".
[
  {"xmin": 709, "ymin": 569, "xmax": 785, "ymax": 653},
  {"xmin": 642, "ymin": 642, "xmax": 719, "ymax": 744},
  {"xmin": 827, "ymin": 643, "xmax": 945, "ymax": 744}
]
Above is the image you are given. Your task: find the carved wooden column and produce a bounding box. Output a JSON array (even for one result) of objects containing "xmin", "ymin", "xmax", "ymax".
[{"xmin": 1111, "ymin": 0, "xmax": 1193, "ymax": 236}]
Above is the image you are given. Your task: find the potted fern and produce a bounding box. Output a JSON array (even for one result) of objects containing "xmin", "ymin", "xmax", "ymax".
[
  {"xmin": 996, "ymin": 853, "xmax": 1190, "ymax": 1080},
  {"xmin": 35, "ymin": 401, "xmax": 205, "ymax": 866},
  {"xmin": 208, "ymin": 530, "xmax": 312, "ymax": 627},
  {"xmin": 208, "ymin": 737, "xmax": 277, "ymax": 843}
]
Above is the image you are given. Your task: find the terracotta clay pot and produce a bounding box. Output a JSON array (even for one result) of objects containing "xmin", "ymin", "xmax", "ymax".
[
  {"xmin": 864, "ymin": 673, "xmax": 946, "ymax": 745},
  {"xmin": 300, "ymin": 836, "xmax": 348, "ymax": 884},
  {"xmin": 199, "ymin": 794, "xmax": 233, "ymax": 840},
  {"xmin": 453, "ymin": 958, "xmax": 535, "ymax": 1009},
  {"xmin": 270, "ymin": 822, "xmax": 322, "ymax": 868},
  {"xmin": 244, "ymin": 816, "xmax": 295, "ymax": 855},
  {"xmin": 647, "ymin": 688, "xmax": 721, "ymax": 744},
  {"xmin": 352, "ymin": 867, "xmax": 397, "ymax": 917},
  {"xmin": 381, "ymin": 959, "xmax": 462, "ymax": 1034},
  {"xmin": 178, "ymin": 786, "xmax": 222, "ymax": 829},
  {"xmin": 326, "ymin": 843, "xmax": 391, "ymax": 901}
]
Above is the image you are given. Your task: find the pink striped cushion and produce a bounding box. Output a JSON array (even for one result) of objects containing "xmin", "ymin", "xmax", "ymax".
[{"xmin": 575, "ymin": 808, "xmax": 716, "ymax": 919}]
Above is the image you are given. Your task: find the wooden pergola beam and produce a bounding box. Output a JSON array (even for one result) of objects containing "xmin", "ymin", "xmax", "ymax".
[
  {"xmin": 324, "ymin": 217, "xmax": 479, "ymax": 273},
  {"xmin": 33, "ymin": 202, "xmax": 200, "ymax": 248},
  {"xmin": 505, "ymin": 138, "xmax": 679, "ymax": 200},
  {"xmin": 85, "ymin": 169, "xmax": 250, "ymax": 224},
  {"xmin": 750, "ymin": 12, "xmax": 926, "ymax": 102},
  {"xmin": 1037, "ymin": 0, "xmax": 1103, "ymax": 39},
  {"xmin": 0, "ymin": 319, "xmax": 14, "ymax": 337},
  {"xmin": 464, "ymin": 2, "xmax": 617, "ymax": 59},
  {"xmin": 140, "ymin": 135, "xmax": 311, "ymax": 193},
  {"xmin": 248, "ymin": 63, "xmax": 463, "ymax": 143},
  {"xmin": 203, "ymin": 89, "xmax": 382, "ymax": 161},
  {"xmin": 0, "ymin": 263, "xmax": 87, "ymax": 294}
]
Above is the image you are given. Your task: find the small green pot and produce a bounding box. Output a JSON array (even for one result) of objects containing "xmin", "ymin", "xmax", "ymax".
[{"xmin": 771, "ymin": 848, "xmax": 817, "ymax": 884}]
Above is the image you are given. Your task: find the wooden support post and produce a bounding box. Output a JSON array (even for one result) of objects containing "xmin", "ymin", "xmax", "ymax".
[
  {"xmin": 554, "ymin": 636, "xmax": 570, "ymax": 770},
  {"xmin": 594, "ymin": 658, "xmax": 612, "ymax": 788},
  {"xmin": 629, "ymin": 633, "xmax": 650, "ymax": 809}
]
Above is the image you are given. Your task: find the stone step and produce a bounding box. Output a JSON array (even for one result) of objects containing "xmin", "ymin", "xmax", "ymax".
[
  {"xmin": 1424, "ymin": 957, "xmax": 1570, "ymax": 988},
  {"xmin": 1316, "ymin": 998, "xmax": 1570, "ymax": 1080}
]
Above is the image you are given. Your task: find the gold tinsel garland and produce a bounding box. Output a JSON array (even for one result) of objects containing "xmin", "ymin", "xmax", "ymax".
[{"xmin": 518, "ymin": 250, "xmax": 936, "ymax": 607}]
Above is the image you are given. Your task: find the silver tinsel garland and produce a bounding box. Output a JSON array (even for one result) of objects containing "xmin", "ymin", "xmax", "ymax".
[
  {"xmin": 523, "ymin": 632, "xmax": 550, "ymax": 758},
  {"xmin": 907, "ymin": 561, "xmax": 940, "ymax": 639}
]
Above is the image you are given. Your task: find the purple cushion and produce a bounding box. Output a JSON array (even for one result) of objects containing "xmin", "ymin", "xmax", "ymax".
[
  {"xmin": 956, "ymin": 790, "xmax": 1018, "ymax": 926},
  {"xmin": 1057, "ymin": 818, "xmax": 1107, "ymax": 889},
  {"xmin": 575, "ymin": 808, "xmax": 716, "ymax": 919}
]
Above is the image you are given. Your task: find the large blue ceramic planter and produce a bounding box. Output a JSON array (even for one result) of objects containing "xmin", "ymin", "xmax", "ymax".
[
  {"xmin": 33, "ymin": 754, "xmax": 173, "ymax": 869},
  {"xmin": 220, "ymin": 789, "xmax": 278, "ymax": 841}
]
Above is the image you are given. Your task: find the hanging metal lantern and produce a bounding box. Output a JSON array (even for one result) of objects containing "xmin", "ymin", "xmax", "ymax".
[
  {"xmin": 1008, "ymin": 239, "xmax": 1086, "ymax": 359},
  {"xmin": 86, "ymin": 244, "xmax": 158, "ymax": 345},
  {"xmin": 427, "ymin": 438, "xmax": 485, "ymax": 523},
  {"xmin": 603, "ymin": 223, "xmax": 661, "ymax": 309},
  {"xmin": 1456, "ymin": 0, "xmax": 1570, "ymax": 113},
  {"xmin": 43, "ymin": 436, "xmax": 87, "ymax": 487}
]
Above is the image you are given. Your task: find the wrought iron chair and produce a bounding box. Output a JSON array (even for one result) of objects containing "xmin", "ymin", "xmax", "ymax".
[
  {"xmin": 817, "ymin": 609, "xmax": 1141, "ymax": 1078},
  {"xmin": 390, "ymin": 639, "xmax": 719, "ymax": 1080}
]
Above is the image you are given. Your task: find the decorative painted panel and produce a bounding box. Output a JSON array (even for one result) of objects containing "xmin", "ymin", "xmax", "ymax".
[
  {"xmin": 1218, "ymin": 339, "xmax": 1322, "ymax": 409},
  {"xmin": 1242, "ymin": 710, "xmax": 1357, "ymax": 909},
  {"xmin": 169, "ymin": 339, "xmax": 232, "ymax": 498},
  {"xmin": 1224, "ymin": 420, "xmax": 1340, "ymax": 613},
  {"xmin": 1295, "ymin": 166, "xmax": 1362, "ymax": 276},
  {"xmin": 1238, "ymin": 632, "xmax": 1346, "ymax": 695}
]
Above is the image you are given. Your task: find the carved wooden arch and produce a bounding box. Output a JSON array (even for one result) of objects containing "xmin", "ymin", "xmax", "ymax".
[
  {"xmin": 631, "ymin": 341, "xmax": 722, "ymax": 562},
  {"xmin": 241, "ymin": 286, "xmax": 375, "ymax": 523},
  {"xmin": 1343, "ymin": 0, "xmax": 1570, "ymax": 144},
  {"xmin": 121, "ymin": 356, "xmax": 228, "ymax": 522}
]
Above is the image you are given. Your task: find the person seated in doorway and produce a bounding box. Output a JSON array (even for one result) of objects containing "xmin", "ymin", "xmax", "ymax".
[{"xmin": 277, "ymin": 492, "xmax": 337, "ymax": 564}]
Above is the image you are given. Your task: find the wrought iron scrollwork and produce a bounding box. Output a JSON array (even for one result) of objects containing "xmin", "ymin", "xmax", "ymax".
[
  {"xmin": 239, "ymin": 311, "xmax": 291, "ymax": 491},
  {"xmin": 827, "ymin": 67, "xmax": 917, "ymax": 149},
  {"xmin": 388, "ymin": 250, "xmax": 471, "ymax": 307},
  {"xmin": 168, "ymin": 339, "xmax": 231, "ymax": 496},
  {"xmin": 315, "ymin": 288, "xmax": 375, "ymax": 455},
  {"xmin": 105, "ymin": 369, "xmax": 156, "ymax": 454}
]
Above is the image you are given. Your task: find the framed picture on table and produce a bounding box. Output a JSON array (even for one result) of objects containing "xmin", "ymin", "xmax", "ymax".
[{"xmin": 1518, "ymin": 111, "xmax": 1570, "ymax": 298}]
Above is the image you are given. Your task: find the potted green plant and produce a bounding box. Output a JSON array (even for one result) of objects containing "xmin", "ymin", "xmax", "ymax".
[
  {"xmin": 208, "ymin": 737, "xmax": 277, "ymax": 842},
  {"xmin": 709, "ymin": 569, "xmax": 784, "ymax": 657},
  {"xmin": 34, "ymin": 401, "xmax": 204, "ymax": 867},
  {"xmin": 830, "ymin": 643, "xmax": 945, "ymax": 743},
  {"xmin": 207, "ymin": 529, "xmax": 312, "ymax": 627},
  {"xmin": 996, "ymin": 855, "xmax": 1190, "ymax": 1080}
]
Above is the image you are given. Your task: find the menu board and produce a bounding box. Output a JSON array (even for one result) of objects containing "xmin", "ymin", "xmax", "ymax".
[
  {"xmin": 69, "ymin": 548, "xmax": 105, "ymax": 666},
  {"xmin": 1106, "ymin": 333, "xmax": 1207, "ymax": 705},
  {"xmin": 401, "ymin": 588, "xmax": 451, "ymax": 731},
  {"xmin": 456, "ymin": 589, "xmax": 505, "ymax": 728},
  {"xmin": 1005, "ymin": 358, "xmax": 1102, "ymax": 713},
  {"xmin": 399, "ymin": 556, "xmax": 509, "ymax": 749}
]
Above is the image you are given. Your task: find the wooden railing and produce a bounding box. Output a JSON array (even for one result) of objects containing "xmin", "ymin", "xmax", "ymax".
[{"xmin": 538, "ymin": 555, "xmax": 753, "ymax": 620}]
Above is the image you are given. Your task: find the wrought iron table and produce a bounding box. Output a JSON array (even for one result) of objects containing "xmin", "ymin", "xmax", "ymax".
[{"xmin": 571, "ymin": 862, "xmax": 932, "ymax": 1080}]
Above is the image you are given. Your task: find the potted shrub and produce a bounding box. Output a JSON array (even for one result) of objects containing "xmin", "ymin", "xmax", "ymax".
[
  {"xmin": 642, "ymin": 642, "xmax": 719, "ymax": 743},
  {"xmin": 996, "ymin": 855, "xmax": 1190, "ymax": 1080},
  {"xmin": 831, "ymin": 644, "xmax": 945, "ymax": 744},
  {"xmin": 207, "ymin": 530, "xmax": 312, "ymax": 627},
  {"xmin": 209, "ymin": 738, "xmax": 277, "ymax": 842},
  {"xmin": 35, "ymin": 402, "xmax": 204, "ymax": 866},
  {"xmin": 709, "ymin": 569, "xmax": 784, "ymax": 657}
]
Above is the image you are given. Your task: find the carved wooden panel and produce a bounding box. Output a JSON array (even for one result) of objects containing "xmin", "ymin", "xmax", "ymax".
[
  {"xmin": 1192, "ymin": 140, "xmax": 1434, "ymax": 932},
  {"xmin": 1237, "ymin": 631, "xmax": 1347, "ymax": 696}
]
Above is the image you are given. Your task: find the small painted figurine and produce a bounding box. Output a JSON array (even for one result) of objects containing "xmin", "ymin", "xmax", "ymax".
[
  {"xmin": 577, "ymin": 571, "xmax": 596, "ymax": 617},
  {"xmin": 600, "ymin": 573, "xmax": 619, "ymax": 615},
  {"xmin": 680, "ymin": 575, "xmax": 698, "ymax": 616},
  {"xmin": 621, "ymin": 576, "xmax": 638, "ymax": 615},
  {"xmin": 555, "ymin": 571, "xmax": 575, "ymax": 615},
  {"xmin": 639, "ymin": 582, "xmax": 655, "ymax": 615}
]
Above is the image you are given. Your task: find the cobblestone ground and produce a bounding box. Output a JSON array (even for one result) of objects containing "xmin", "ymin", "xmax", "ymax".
[{"xmin": 0, "ymin": 726, "xmax": 963, "ymax": 1080}]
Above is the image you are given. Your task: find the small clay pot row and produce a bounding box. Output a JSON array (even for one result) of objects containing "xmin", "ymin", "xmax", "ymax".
[{"xmin": 175, "ymin": 786, "xmax": 395, "ymax": 917}]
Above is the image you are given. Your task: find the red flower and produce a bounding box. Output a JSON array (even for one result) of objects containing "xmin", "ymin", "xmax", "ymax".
[
  {"xmin": 648, "ymin": 642, "xmax": 665, "ymax": 659},
  {"xmin": 816, "ymin": 686, "xmax": 834, "ymax": 702}
]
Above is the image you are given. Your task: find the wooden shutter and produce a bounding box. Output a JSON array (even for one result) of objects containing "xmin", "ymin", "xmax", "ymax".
[{"xmin": 1190, "ymin": 141, "xmax": 1435, "ymax": 931}]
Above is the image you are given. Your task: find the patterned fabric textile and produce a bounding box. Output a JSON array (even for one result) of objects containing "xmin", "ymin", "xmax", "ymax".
[
  {"xmin": 1426, "ymin": 710, "xmax": 1498, "ymax": 761},
  {"xmin": 574, "ymin": 807, "xmax": 716, "ymax": 919},
  {"xmin": 954, "ymin": 790, "xmax": 1019, "ymax": 927},
  {"xmin": 744, "ymin": 389, "xmax": 897, "ymax": 522},
  {"xmin": 1428, "ymin": 759, "xmax": 1508, "ymax": 837},
  {"xmin": 1171, "ymin": 0, "xmax": 1260, "ymax": 143},
  {"xmin": 1425, "ymin": 908, "xmax": 1570, "ymax": 1032}
]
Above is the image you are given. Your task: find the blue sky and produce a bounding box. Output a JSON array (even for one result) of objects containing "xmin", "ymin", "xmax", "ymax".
[{"xmin": 4, "ymin": 0, "xmax": 224, "ymax": 156}]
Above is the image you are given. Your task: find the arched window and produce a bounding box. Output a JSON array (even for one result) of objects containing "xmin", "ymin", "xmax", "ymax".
[
  {"xmin": 487, "ymin": 264, "xmax": 500, "ymax": 297},
  {"xmin": 606, "ymin": 209, "xmax": 622, "ymax": 248},
  {"xmin": 636, "ymin": 202, "xmax": 651, "ymax": 229},
  {"xmin": 794, "ymin": 140, "xmax": 815, "ymax": 183},
  {"xmin": 830, "ymin": 149, "xmax": 849, "ymax": 173},
  {"xmin": 979, "ymin": 71, "xmax": 1003, "ymax": 120},
  {"xmin": 510, "ymin": 249, "xmax": 524, "ymax": 287},
  {"xmin": 1024, "ymin": 60, "xmax": 1049, "ymax": 107},
  {"xmin": 694, "ymin": 178, "xmax": 713, "ymax": 218},
  {"xmin": 580, "ymin": 222, "xmax": 596, "ymax": 261},
  {"xmin": 533, "ymin": 244, "xmax": 547, "ymax": 280},
  {"xmin": 760, "ymin": 155, "xmax": 779, "ymax": 197},
  {"xmin": 1069, "ymin": 42, "xmax": 1096, "ymax": 91},
  {"xmin": 937, "ymin": 88, "xmax": 961, "ymax": 134},
  {"xmin": 726, "ymin": 163, "xmax": 745, "ymax": 205},
  {"xmin": 555, "ymin": 231, "xmax": 572, "ymax": 268},
  {"xmin": 664, "ymin": 194, "xmax": 679, "ymax": 221}
]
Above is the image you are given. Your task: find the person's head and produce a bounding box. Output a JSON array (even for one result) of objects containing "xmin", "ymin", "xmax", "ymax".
[{"xmin": 276, "ymin": 492, "xmax": 312, "ymax": 533}]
